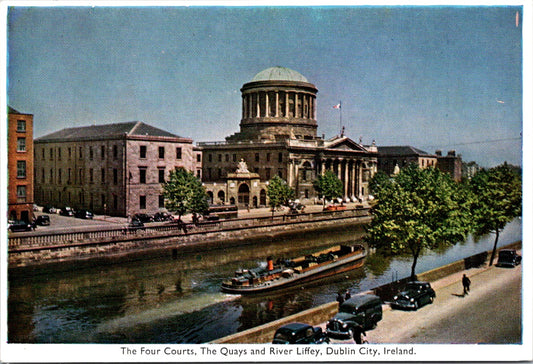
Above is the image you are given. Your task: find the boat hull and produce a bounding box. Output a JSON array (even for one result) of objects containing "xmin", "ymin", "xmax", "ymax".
[{"xmin": 221, "ymin": 250, "xmax": 366, "ymax": 294}]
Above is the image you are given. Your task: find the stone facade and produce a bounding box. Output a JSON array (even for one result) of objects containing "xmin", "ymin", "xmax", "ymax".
[
  {"xmin": 34, "ymin": 122, "xmax": 201, "ymax": 217},
  {"xmin": 377, "ymin": 146, "xmax": 438, "ymax": 176},
  {"xmin": 7, "ymin": 107, "xmax": 34, "ymax": 222},
  {"xmin": 200, "ymin": 67, "xmax": 378, "ymax": 207},
  {"xmin": 435, "ymin": 150, "xmax": 462, "ymax": 181}
]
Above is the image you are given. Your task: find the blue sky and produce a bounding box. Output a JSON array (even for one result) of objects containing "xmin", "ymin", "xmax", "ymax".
[{"xmin": 6, "ymin": 5, "xmax": 525, "ymax": 167}]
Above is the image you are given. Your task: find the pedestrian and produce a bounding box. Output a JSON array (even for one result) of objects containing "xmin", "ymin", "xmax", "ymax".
[
  {"xmin": 462, "ymin": 273, "xmax": 471, "ymax": 295},
  {"xmin": 345, "ymin": 290, "xmax": 351, "ymax": 300},
  {"xmin": 336, "ymin": 292, "xmax": 345, "ymax": 306}
]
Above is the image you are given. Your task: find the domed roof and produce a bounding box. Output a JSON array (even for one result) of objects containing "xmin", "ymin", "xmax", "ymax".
[{"xmin": 251, "ymin": 66, "xmax": 309, "ymax": 83}]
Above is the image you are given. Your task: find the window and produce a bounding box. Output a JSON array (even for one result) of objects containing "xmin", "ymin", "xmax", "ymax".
[
  {"xmin": 197, "ymin": 169, "xmax": 201, "ymax": 179},
  {"xmin": 49, "ymin": 169, "xmax": 53, "ymax": 183},
  {"xmin": 266, "ymin": 153, "xmax": 271, "ymax": 162},
  {"xmin": 218, "ymin": 154, "xmax": 222, "ymax": 162},
  {"xmin": 113, "ymin": 145, "xmax": 118, "ymax": 160},
  {"xmin": 113, "ymin": 169, "xmax": 118, "ymax": 185},
  {"xmin": 101, "ymin": 145, "xmax": 105, "ymax": 160},
  {"xmin": 17, "ymin": 120, "xmax": 26, "ymax": 132},
  {"xmin": 68, "ymin": 147, "xmax": 72, "ymax": 159},
  {"xmin": 140, "ymin": 145, "xmax": 147, "ymax": 159},
  {"xmin": 57, "ymin": 147, "xmax": 61, "ymax": 160},
  {"xmin": 58, "ymin": 169, "xmax": 62, "ymax": 184},
  {"xmin": 278, "ymin": 153, "xmax": 283, "ymax": 162},
  {"xmin": 42, "ymin": 148, "xmax": 45, "ymax": 159},
  {"xmin": 68, "ymin": 168, "xmax": 72, "ymax": 184},
  {"xmin": 101, "ymin": 168, "xmax": 106, "ymax": 183},
  {"xmin": 139, "ymin": 168, "xmax": 147, "ymax": 184},
  {"xmin": 17, "ymin": 161, "xmax": 26, "ymax": 178},
  {"xmin": 197, "ymin": 154, "xmax": 201, "ymax": 162},
  {"xmin": 158, "ymin": 168, "xmax": 165, "ymax": 183},
  {"xmin": 89, "ymin": 169, "xmax": 94, "ymax": 183},
  {"xmin": 41, "ymin": 168, "xmax": 45, "ymax": 183},
  {"xmin": 49, "ymin": 148, "xmax": 53, "ymax": 160},
  {"xmin": 176, "ymin": 147, "xmax": 182, "ymax": 160},
  {"xmin": 159, "ymin": 195, "xmax": 165, "ymax": 208},
  {"xmin": 233, "ymin": 154, "xmax": 237, "ymax": 162},
  {"xmin": 17, "ymin": 186, "xmax": 26, "ymax": 201},
  {"xmin": 17, "ymin": 138, "xmax": 26, "ymax": 152},
  {"xmin": 208, "ymin": 154, "xmax": 212, "ymax": 162},
  {"xmin": 255, "ymin": 153, "xmax": 260, "ymax": 162},
  {"xmin": 225, "ymin": 154, "xmax": 229, "ymax": 162},
  {"xmin": 89, "ymin": 147, "xmax": 94, "ymax": 160},
  {"xmin": 140, "ymin": 195, "xmax": 146, "ymax": 209},
  {"xmin": 79, "ymin": 168, "xmax": 83, "ymax": 183},
  {"xmin": 159, "ymin": 146, "xmax": 165, "ymax": 159},
  {"xmin": 278, "ymin": 170, "xmax": 283, "ymax": 178},
  {"xmin": 265, "ymin": 168, "xmax": 271, "ymax": 180},
  {"xmin": 79, "ymin": 147, "xmax": 83, "ymax": 159}
]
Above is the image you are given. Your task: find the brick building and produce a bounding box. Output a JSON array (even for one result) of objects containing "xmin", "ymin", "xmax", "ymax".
[
  {"xmin": 34, "ymin": 121, "xmax": 201, "ymax": 217},
  {"xmin": 7, "ymin": 107, "xmax": 34, "ymax": 222},
  {"xmin": 199, "ymin": 67, "xmax": 378, "ymax": 207}
]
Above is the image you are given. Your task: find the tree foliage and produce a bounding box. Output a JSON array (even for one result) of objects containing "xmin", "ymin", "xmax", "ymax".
[
  {"xmin": 369, "ymin": 170, "xmax": 392, "ymax": 197},
  {"xmin": 162, "ymin": 167, "xmax": 209, "ymax": 220},
  {"xmin": 469, "ymin": 163, "xmax": 522, "ymax": 265},
  {"xmin": 366, "ymin": 164, "xmax": 471, "ymax": 279},
  {"xmin": 313, "ymin": 170, "xmax": 344, "ymax": 203},
  {"xmin": 267, "ymin": 175, "xmax": 295, "ymax": 213}
]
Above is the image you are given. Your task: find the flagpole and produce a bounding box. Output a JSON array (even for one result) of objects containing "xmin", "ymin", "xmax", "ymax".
[{"xmin": 339, "ymin": 101, "xmax": 342, "ymax": 135}]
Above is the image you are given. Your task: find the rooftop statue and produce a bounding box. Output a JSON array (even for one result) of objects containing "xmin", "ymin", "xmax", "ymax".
[{"xmin": 236, "ymin": 159, "xmax": 249, "ymax": 173}]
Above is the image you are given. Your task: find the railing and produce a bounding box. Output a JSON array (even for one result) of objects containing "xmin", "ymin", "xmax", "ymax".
[{"xmin": 8, "ymin": 207, "xmax": 371, "ymax": 251}]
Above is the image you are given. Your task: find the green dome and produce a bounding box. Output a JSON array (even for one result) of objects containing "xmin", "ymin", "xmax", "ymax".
[{"xmin": 251, "ymin": 66, "xmax": 309, "ymax": 83}]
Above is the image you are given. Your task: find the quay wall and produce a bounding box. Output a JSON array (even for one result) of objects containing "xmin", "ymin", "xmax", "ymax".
[
  {"xmin": 8, "ymin": 214, "xmax": 371, "ymax": 271},
  {"xmin": 212, "ymin": 241, "xmax": 521, "ymax": 344}
]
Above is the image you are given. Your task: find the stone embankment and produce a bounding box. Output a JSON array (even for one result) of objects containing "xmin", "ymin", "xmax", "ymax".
[
  {"xmin": 212, "ymin": 241, "xmax": 521, "ymax": 344},
  {"xmin": 8, "ymin": 206, "xmax": 371, "ymax": 270}
]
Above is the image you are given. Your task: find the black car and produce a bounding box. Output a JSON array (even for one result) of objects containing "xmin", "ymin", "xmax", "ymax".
[
  {"xmin": 60, "ymin": 207, "xmax": 75, "ymax": 216},
  {"xmin": 326, "ymin": 294, "xmax": 383, "ymax": 341},
  {"xmin": 74, "ymin": 209, "xmax": 94, "ymax": 219},
  {"xmin": 35, "ymin": 215, "xmax": 50, "ymax": 226},
  {"xmin": 153, "ymin": 212, "xmax": 172, "ymax": 222},
  {"xmin": 496, "ymin": 249, "xmax": 522, "ymax": 267},
  {"xmin": 132, "ymin": 213, "xmax": 153, "ymax": 223},
  {"xmin": 126, "ymin": 219, "xmax": 145, "ymax": 232},
  {"xmin": 9, "ymin": 220, "xmax": 34, "ymax": 232},
  {"xmin": 390, "ymin": 281, "xmax": 436, "ymax": 310},
  {"xmin": 272, "ymin": 323, "xmax": 330, "ymax": 344}
]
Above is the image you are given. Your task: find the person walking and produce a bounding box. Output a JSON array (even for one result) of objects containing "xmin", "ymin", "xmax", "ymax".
[{"xmin": 462, "ymin": 274, "xmax": 471, "ymax": 295}]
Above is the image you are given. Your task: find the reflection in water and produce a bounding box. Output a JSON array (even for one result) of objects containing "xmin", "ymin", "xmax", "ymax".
[{"xmin": 8, "ymin": 218, "xmax": 521, "ymax": 343}]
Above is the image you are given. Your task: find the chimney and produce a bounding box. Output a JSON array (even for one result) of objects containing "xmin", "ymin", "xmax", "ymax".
[
  {"xmin": 447, "ymin": 150, "xmax": 456, "ymax": 157},
  {"xmin": 435, "ymin": 150, "xmax": 442, "ymax": 156}
]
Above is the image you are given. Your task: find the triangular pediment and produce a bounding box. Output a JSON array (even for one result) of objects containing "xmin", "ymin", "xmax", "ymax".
[{"xmin": 325, "ymin": 137, "xmax": 368, "ymax": 152}]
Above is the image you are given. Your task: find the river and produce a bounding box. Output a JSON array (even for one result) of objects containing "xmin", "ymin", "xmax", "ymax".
[{"xmin": 7, "ymin": 218, "xmax": 521, "ymax": 343}]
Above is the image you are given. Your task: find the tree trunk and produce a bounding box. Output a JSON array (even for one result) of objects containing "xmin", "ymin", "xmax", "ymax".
[
  {"xmin": 489, "ymin": 229, "xmax": 500, "ymax": 266},
  {"xmin": 410, "ymin": 252, "xmax": 419, "ymax": 281}
]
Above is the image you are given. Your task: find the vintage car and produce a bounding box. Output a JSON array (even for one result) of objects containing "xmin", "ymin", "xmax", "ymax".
[
  {"xmin": 74, "ymin": 209, "xmax": 94, "ymax": 219},
  {"xmin": 496, "ymin": 249, "xmax": 522, "ymax": 267},
  {"xmin": 8, "ymin": 220, "xmax": 34, "ymax": 232},
  {"xmin": 390, "ymin": 281, "xmax": 436, "ymax": 310},
  {"xmin": 60, "ymin": 207, "xmax": 75, "ymax": 216},
  {"xmin": 34, "ymin": 215, "xmax": 51, "ymax": 226},
  {"xmin": 272, "ymin": 322, "xmax": 330, "ymax": 344},
  {"xmin": 326, "ymin": 294, "xmax": 382, "ymax": 341}
]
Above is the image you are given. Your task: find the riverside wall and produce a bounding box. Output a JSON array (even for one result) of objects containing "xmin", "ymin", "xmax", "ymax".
[
  {"xmin": 8, "ymin": 214, "xmax": 371, "ymax": 271},
  {"xmin": 211, "ymin": 241, "xmax": 521, "ymax": 344}
]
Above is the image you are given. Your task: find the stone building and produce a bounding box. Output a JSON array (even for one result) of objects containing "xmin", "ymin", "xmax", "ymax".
[
  {"xmin": 199, "ymin": 66, "xmax": 378, "ymax": 207},
  {"xmin": 34, "ymin": 121, "xmax": 201, "ymax": 217},
  {"xmin": 7, "ymin": 107, "xmax": 34, "ymax": 222},
  {"xmin": 377, "ymin": 146, "xmax": 438, "ymax": 176},
  {"xmin": 377, "ymin": 146, "xmax": 462, "ymax": 181}
]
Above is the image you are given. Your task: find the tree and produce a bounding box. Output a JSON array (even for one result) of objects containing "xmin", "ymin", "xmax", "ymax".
[
  {"xmin": 366, "ymin": 164, "xmax": 471, "ymax": 280},
  {"xmin": 369, "ymin": 170, "xmax": 392, "ymax": 197},
  {"xmin": 469, "ymin": 163, "xmax": 522, "ymax": 265},
  {"xmin": 162, "ymin": 167, "xmax": 209, "ymax": 221},
  {"xmin": 313, "ymin": 170, "xmax": 343, "ymax": 204},
  {"xmin": 267, "ymin": 175, "xmax": 294, "ymax": 216}
]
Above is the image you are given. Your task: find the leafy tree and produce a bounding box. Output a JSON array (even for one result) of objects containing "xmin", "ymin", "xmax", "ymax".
[
  {"xmin": 469, "ymin": 163, "xmax": 522, "ymax": 265},
  {"xmin": 313, "ymin": 170, "xmax": 344, "ymax": 204},
  {"xmin": 366, "ymin": 164, "xmax": 471, "ymax": 279},
  {"xmin": 267, "ymin": 175, "xmax": 295, "ymax": 216},
  {"xmin": 369, "ymin": 170, "xmax": 392, "ymax": 197},
  {"xmin": 162, "ymin": 167, "xmax": 209, "ymax": 220}
]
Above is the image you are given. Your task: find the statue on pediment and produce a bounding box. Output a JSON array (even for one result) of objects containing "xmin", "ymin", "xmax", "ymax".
[{"xmin": 236, "ymin": 159, "xmax": 249, "ymax": 173}]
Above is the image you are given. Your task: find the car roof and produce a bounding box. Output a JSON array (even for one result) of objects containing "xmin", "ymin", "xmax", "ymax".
[
  {"xmin": 343, "ymin": 294, "xmax": 381, "ymax": 307},
  {"xmin": 277, "ymin": 322, "xmax": 311, "ymax": 332}
]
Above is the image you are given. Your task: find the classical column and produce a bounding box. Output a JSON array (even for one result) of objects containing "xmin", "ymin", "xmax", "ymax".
[
  {"xmin": 350, "ymin": 160, "xmax": 356, "ymax": 201},
  {"xmin": 256, "ymin": 92, "xmax": 260, "ymax": 118},
  {"xmin": 288, "ymin": 159, "xmax": 294, "ymax": 187},
  {"xmin": 358, "ymin": 162, "xmax": 363, "ymax": 199},
  {"xmin": 285, "ymin": 92, "xmax": 289, "ymax": 118},
  {"xmin": 337, "ymin": 159, "xmax": 342, "ymax": 180},
  {"xmin": 275, "ymin": 92, "xmax": 279, "ymax": 117},
  {"xmin": 321, "ymin": 159, "xmax": 326, "ymax": 175},
  {"xmin": 295, "ymin": 93, "xmax": 299, "ymax": 118},
  {"xmin": 265, "ymin": 92, "xmax": 270, "ymax": 117},
  {"xmin": 294, "ymin": 161, "xmax": 300, "ymax": 192},
  {"xmin": 344, "ymin": 160, "xmax": 349, "ymax": 201}
]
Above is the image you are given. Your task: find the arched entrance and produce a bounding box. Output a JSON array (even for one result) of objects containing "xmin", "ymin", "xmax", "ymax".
[
  {"xmin": 238, "ymin": 183, "xmax": 250, "ymax": 207},
  {"xmin": 217, "ymin": 190, "xmax": 225, "ymax": 204},
  {"xmin": 207, "ymin": 191, "xmax": 214, "ymax": 204},
  {"xmin": 260, "ymin": 189, "xmax": 267, "ymax": 206}
]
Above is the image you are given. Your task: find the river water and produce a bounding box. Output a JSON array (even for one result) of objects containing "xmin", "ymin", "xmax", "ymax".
[{"xmin": 8, "ymin": 218, "xmax": 521, "ymax": 343}]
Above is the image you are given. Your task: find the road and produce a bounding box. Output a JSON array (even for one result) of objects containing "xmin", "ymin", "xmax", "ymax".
[{"xmin": 367, "ymin": 263, "xmax": 522, "ymax": 344}]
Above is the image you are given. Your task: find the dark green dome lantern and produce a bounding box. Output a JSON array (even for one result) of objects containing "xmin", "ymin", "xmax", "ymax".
[{"xmin": 231, "ymin": 66, "xmax": 318, "ymax": 142}]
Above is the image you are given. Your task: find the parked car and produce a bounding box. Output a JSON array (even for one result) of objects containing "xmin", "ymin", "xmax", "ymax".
[
  {"xmin": 43, "ymin": 206, "xmax": 57, "ymax": 214},
  {"xmin": 60, "ymin": 207, "xmax": 75, "ymax": 216},
  {"xmin": 153, "ymin": 212, "xmax": 173, "ymax": 222},
  {"xmin": 132, "ymin": 213, "xmax": 153, "ymax": 223},
  {"xmin": 496, "ymin": 249, "xmax": 522, "ymax": 267},
  {"xmin": 75, "ymin": 209, "xmax": 94, "ymax": 219},
  {"xmin": 9, "ymin": 220, "xmax": 34, "ymax": 232},
  {"xmin": 326, "ymin": 294, "xmax": 382, "ymax": 341},
  {"xmin": 126, "ymin": 219, "xmax": 145, "ymax": 232},
  {"xmin": 34, "ymin": 215, "xmax": 51, "ymax": 226},
  {"xmin": 390, "ymin": 281, "xmax": 436, "ymax": 310},
  {"xmin": 272, "ymin": 322, "xmax": 330, "ymax": 344}
]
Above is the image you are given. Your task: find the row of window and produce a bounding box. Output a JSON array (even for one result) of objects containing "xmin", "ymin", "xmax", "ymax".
[
  {"xmin": 37, "ymin": 145, "xmax": 194, "ymax": 162},
  {"xmin": 207, "ymin": 152, "xmax": 283, "ymax": 163},
  {"xmin": 38, "ymin": 167, "xmax": 201, "ymax": 185}
]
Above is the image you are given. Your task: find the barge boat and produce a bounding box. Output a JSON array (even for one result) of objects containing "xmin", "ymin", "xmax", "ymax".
[{"xmin": 221, "ymin": 244, "xmax": 366, "ymax": 294}]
